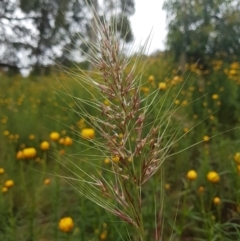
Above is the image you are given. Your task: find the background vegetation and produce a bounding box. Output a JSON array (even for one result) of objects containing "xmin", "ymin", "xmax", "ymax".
[{"xmin": 1, "ymin": 0, "xmax": 240, "ymax": 240}]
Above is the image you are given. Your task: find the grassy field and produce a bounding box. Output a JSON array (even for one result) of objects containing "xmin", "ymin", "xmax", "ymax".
[{"xmin": 1, "ymin": 55, "xmax": 240, "ymax": 241}]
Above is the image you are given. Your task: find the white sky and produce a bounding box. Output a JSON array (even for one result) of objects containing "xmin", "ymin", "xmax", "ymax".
[{"xmin": 130, "ymin": 0, "xmax": 167, "ymax": 54}]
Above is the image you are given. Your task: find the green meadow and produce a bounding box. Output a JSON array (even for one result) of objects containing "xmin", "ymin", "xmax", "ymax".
[{"xmin": 1, "ymin": 54, "xmax": 240, "ymax": 241}]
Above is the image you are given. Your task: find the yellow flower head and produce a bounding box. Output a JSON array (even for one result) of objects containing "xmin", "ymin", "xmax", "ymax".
[
  {"xmin": 140, "ymin": 87, "xmax": 150, "ymax": 94},
  {"xmin": 40, "ymin": 141, "xmax": 50, "ymax": 151},
  {"xmin": 234, "ymin": 152, "xmax": 240, "ymax": 164},
  {"xmin": 181, "ymin": 100, "xmax": 188, "ymax": 107},
  {"xmin": 112, "ymin": 155, "xmax": 120, "ymax": 163},
  {"xmin": 63, "ymin": 136, "xmax": 73, "ymax": 146},
  {"xmin": 104, "ymin": 158, "xmax": 110, "ymax": 164},
  {"xmin": 59, "ymin": 149, "xmax": 65, "ymax": 155},
  {"xmin": 229, "ymin": 69, "xmax": 237, "ymax": 75},
  {"xmin": 77, "ymin": 118, "xmax": 85, "ymax": 128},
  {"xmin": 198, "ymin": 186, "xmax": 205, "ymax": 194},
  {"xmin": 203, "ymin": 135, "xmax": 210, "ymax": 142},
  {"xmin": 44, "ymin": 178, "xmax": 51, "ymax": 185},
  {"xmin": 103, "ymin": 222, "xmax": 107, "ymax": 228},
  {"xmin": 165, "ymin": 183, "xmax": 170, "ymax": 190},
  {"xmin": 23, "ymin": 147, "xmax": 37, "ymax": 159},
  {"xmin": 81, "ymin": 128, "xmax": 95, "ymax": 139},
  {"xmin": 3, "ymin": 130, "xmax": 9, "ymax": 136},
  {"xmin": 16, "ymin": 150, "xmax": 24, "ymax": 160},
  {"xmin": 148, "ymin": 75, "xmax": 155, "ymax": 82},
  {"xmin": 28, "ymin": 134, "xmax": 35, "ymax": 140},
  {"xmin": 61, "ymin": 130, "xmax": 67, "ymax": 135},
  {"xmin": 100, "ymin": 230, "xmax": 107, "ymax": 240},
  {"xmin": 0, "ymin": 168, "xmax": 5, "ymax": 174},
  {"xmin": 103, "ymin": 100, "xmax": 110, "ymax": 106},
  {"xmin": 207, "ymin": 171, "xmax": 220, "ymax": 183},
  {"xmin": 183, "ymin": 127, "xmax": 189, "ymax": 133},
  {"xmin": 158, "ymin": 82, "xmax": 167, "ymax": 90},
  {"xmin": 1, "ymin": 118, "xmax": 7, "ymax": 124},
  {"xmin": 2, "ymin": 187, "xmax": 8, "ymax": 193},
  {"xmin": 4, "ymin": 180, "xmax": 14, "ymax": 188},
  {"xmin": 58, "ymin": 137, "xmax": 65, "ymax": 145},
  {"xmin": 49, "ymin": 132, "xmax": 60, "ymax": 141},
  {"xmin": 58, "ymin": 217, "xmax": 74, "ymax": 232},
  {"xmin": 174, "ymin": 99, "xmax": 180, "ymax": 105},
  {"xmin": 172, "ymin": 75, "xmax": 183, "ymax": 84},
  {"xmin": 212, "ymin": 94, "xmax": 219, "ymax": 100},
  {"xmin": 230, "ymin": 62, "xmax": 239, "ymax": 70},
  {"xmin": 213, "ymin": 197, "xmax": 221, "ymax": 205},
  {"xmin": 186, "ymin": 170, "xmax": 197, "ymax": 181}
]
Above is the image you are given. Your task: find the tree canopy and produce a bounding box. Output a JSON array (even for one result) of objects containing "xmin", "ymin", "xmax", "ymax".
[
  {"xmin": 0, "ymin": 0, "xmax": 135, "ymax": 74},
  {"xmin": 163, "ymin": 0, "xmax": 240, "ymax": 65}
]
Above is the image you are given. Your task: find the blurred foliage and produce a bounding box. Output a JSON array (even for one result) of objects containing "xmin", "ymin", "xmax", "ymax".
[
  {"xmin": 0, "ymin": 0, "xmax": 135, "ymax": 74},
  {"xmin": 1, "ymin": 52, "xmax": 240, "ymax": 240},
  {"xmin": 163, "ymin": 0, "xmax": 240, "ymax": 67}
]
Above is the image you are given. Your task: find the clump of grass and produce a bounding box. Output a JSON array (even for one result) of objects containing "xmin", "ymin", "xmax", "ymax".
[{"xmin": 57, "ymin": 2, "xmax": 191, "ymax": 240}]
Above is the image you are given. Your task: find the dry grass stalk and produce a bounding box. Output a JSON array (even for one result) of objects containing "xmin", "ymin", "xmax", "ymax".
[{"xmin": 57, "ymin": 1, "xmax": 184, "ymax": 240}]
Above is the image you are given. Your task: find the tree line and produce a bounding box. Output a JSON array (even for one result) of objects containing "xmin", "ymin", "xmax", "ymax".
[
  {"xmin": 1, "ymin": 0, "xmax": 240, "ymax": 74},
  {"xmin": 0, "ymin": 0, "xmax": 134, "ymax": 74},
  {"xmin": 163, "ymin": 0, "xmax": 240, "ymax": 68}
]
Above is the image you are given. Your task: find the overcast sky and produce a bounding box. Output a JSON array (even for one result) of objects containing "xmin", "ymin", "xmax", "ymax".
[{"xmin": 130, "ymin": 0, "xmax": 167, "ymax": 54}]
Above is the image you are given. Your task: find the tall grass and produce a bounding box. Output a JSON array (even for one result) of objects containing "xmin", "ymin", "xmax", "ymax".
[
  {"xmin": 1, "ymin": 1, "xmax": 239, "ymax": 241},
  {"xmin": 57, "ymin": 2, "xmax": 193, "ymax": 240}
]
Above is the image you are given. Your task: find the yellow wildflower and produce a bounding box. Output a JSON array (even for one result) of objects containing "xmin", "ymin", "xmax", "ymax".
[
  {"xmin": 81, "ymin": 128, "xmax": 95, "ymax": 139},
  {"xmin": 100, "ymin": 230, "xmax": 107, "ymax": 240},
  {"xmin": 229, "ymin": 69, "xmax": 237, "ymax": 75},
  {"xmin": 49, "ymin": 132, "xmax": 60, "ymax": 141},
  {"xmin": 174, "ymin": 99, "xmax": 180, "ymax": 105},
  {"xmin": 203, "ymin": 135, "xmax": 210, "ymax": 142},
  {"xmin": 140, "ymin": 87, "xmax": 150, "ymax": 93},
  {"xmin": 198, "ymin": 186, "xmax": 205, "ymax": 194},
  {"xmin": 63, "ymin": 136, "xmax": 73, "ymax": 146},
  {"xmin": 183, "ymin": 127, "xmax": 189, "ymax": 133},
  {"xmin": 4, "ymin": 180, "xmax": 14, "ymax": 188},
  {"xmin": 186, "ymin": 170, "xmax": 197, "ymax": 181},
  {"xmin": 165, "ymin": 184, "xmax": 170, "ymax": 190},
  {"xmin": 207, "ymin": 171, "xmax": 220, "ymax": 183},
  {"xmin": 61, "ymin": 130, "xmax": 67, "ymax": 135},
  {"xmin": 40, "ymin": 141, "xmax": 50, "ymax": 151},
  {"xmin": 3, "ymin": 130, "xmax": 9, "ymax": 136},
  {"xmin": 112, "ymin": 155, "xmax": 120, "ymax": 163},
  {"xmin": 58, "ymin": 217, "xmax": 74, "ymax": 232},
  {"xmin": 104, "ymin": 158, "xmax": 110, "ymax": 164},
  {"xmin": 148, "ymin": 75, "xmax": 155, "ymax": 82},
  {"xmin": 230, "ymin": 62, "xmax": 239, "ymax": 70},
  {"xmin": 234, "ymin": 152, "xmax": 240, "ymax": 164},
  {"xmin": 213, "ymin": 197, "xmax": 221, "ymax": 205},
  {"xmin": 44, "ymin": 178, "xmax": 51, "ymax": 185},
  {"xmin": 212, "ymin": 94, "xmax": 219, "ymax": 100},
  {"xmin": 1, "ymin": 118, "xmax": 7, "ymax": 124},
  {"xmin": 2, "ymin": 187, "xmax": 8, "ymax": 193},
  {"xmin": 16, "ymin": 150, "xmax": 24, "ymax": 160},
  {"xmin": 158, "ymin": 82, "xmax": 167, "ymax": 90},
  {"xmin": 181, "ymin": 100, "xmax": 188, "ymax": 107},
  {"xmin": 104, "ymin": 99, "xmax": 110, "ymax": 106},
  {"xmin": 28, "ymin": 134, "xmax": 35, "ymax": 140},
  {"xmin": 23, "ymin": 147, "xmax": 37, "ymax": 159},
  {"xmin": 59, "ymin": 137, "xmax": 65, "ymax": 145}
]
